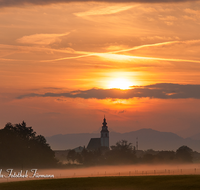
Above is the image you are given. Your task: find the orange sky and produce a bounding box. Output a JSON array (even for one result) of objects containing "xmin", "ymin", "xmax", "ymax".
[{"xmin": 1, "ymin": 0, "xmax": 200, "ymax": 137}]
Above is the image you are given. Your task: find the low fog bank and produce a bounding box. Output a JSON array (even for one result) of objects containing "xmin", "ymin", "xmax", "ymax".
[
  {"xmin": 1, "ymin": 164, "xmax": 200, "ymax": 183},
  {"xmin": 43, "ymin": 164, "xmax": 200, "ymax": 177}
]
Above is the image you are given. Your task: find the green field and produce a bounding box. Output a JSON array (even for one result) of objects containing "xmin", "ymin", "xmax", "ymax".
[{"xmin": 0, "ymin": 175, "xmax": 200, "ymax": 190}]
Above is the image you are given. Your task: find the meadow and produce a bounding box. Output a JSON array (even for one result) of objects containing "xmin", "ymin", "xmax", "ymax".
[{"xmin": 0, "ymin": 175, "xmax": 200, "ymax": 190}]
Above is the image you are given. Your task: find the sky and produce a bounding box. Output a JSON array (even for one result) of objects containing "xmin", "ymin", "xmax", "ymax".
[{"xmin": 1, "ymin": 0, "xmax": 200, "ymax": 137}]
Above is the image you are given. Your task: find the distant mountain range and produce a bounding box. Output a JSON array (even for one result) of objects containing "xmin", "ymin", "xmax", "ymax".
[
  {"xmin": 190, "ymin": 132, "xmax": 200, "ymax": 140},
  {"xmin": 46, "ymin": 128, "xmax": 200, "ymax": 152}
]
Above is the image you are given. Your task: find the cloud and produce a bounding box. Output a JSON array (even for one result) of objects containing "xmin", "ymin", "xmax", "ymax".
[
  {"xmin": 40, "ymin": 40, "xmax": 200, "ymax": 64},
  {"xmin": 2, "ymin": 39, "xmax": 200, "ymax": 64},
  {"xmin": 17, "ymin": 32, "xmax": 70, "ymax": 45},
  {"xmin": 118, "ymin": 110, "xmax": 126, "ymax": 114},
  {"xmin": 0, "ymin": 0, "xmax": 199, "ymax": 8},
  {"xmin": 74, "ymin": 5, "xmax": 135, "ymax": 17},
  {"xmin": 183, "ymin": 8, "xmax": 200, "ymax": 21},
  {"xmin": 17, "ymin": 83, "xmax": 200, "ymax": 100}
]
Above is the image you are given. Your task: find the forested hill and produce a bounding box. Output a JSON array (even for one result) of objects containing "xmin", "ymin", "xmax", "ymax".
[{"xmin": 46, "ymin": 128, "xmax": 200, "ymax": 152}]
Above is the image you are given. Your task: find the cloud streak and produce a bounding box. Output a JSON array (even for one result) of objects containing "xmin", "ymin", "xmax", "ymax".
[
  {"xmin": 74, "ymin": 5, "xmax": 135, "ymax": 17},
  {"xmin": 17, "ymin": 32, "xmax": 70, "ymax": 45},
  {"xmin": 2, "ymin": 39, "xmax": 200, "ymax": 64},
  {"xmin": 17, "ymin": 83, "xmax": 200, "ymax": 100},
  {"xmin": 0, "ymin": 0, "xmax": 199, "ymax": 8},
  {"xmin": 40, "ymin": 40, "xmax": 200, "ymax": 64}
]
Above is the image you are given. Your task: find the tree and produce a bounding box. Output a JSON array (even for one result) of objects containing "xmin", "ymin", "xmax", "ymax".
[
  {"xmin": 79, "ymin": 148, "xmax": 104, "ymax": 166},
  {"xmin": 67, "ymin": 150, "xmax": 77, "ymax": 164},
  {"xmin": 106, "ymin": 140, "xmax": 136, "ymax": 164},
  {"xmin": 0, "ymin": 121, "xmax": 58, "ymax": 168},
  {"xmin": 176, "ymin": 145, "xmax": 193, "ymax": 163},
  {"xmin": 142, "ymin": 153, "xmax": 155, "ymax": 163},
  {"xmin": 111, "ymin": 140, "xmax": 133, "ymax": 152},
  {"xmin": 156, "ymin": 151, "xmax": 175, "ymax": 163}
]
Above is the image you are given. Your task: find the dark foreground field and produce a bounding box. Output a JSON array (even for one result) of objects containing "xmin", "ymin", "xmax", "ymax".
[{"xmin": 0, "ymin": 175, "xmax": 200, "ymax": 190}]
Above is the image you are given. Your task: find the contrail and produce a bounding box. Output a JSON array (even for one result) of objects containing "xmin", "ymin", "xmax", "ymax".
[
  {"xmin": 1, "ymin": 40, "xmax": 200, "ymax": 64},
  {"xmin": 40, "ymin": 40, "xmax": 200, "ymax": 64}
]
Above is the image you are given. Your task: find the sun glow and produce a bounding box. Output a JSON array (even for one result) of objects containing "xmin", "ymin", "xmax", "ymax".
[{"xmin": 108, "ymin": 78, "xmax": 133, "ymax": 90}]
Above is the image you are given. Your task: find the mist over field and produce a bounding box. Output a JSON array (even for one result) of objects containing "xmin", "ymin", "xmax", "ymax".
[
  {"xmin": 38, "ymin": 164, "xmax": 200, "ymax": 177},
  {"xmin": 1, "ymin": 164, "xmax": 200, "ymax": 183}
]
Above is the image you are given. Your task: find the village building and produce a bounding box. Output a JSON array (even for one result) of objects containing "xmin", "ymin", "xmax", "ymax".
[{"xmin": 87, "ymin": 117, "xmax": 109, "ymax": 151}]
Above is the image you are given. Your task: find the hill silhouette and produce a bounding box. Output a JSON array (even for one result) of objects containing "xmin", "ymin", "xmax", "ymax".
[{"xmin": 46, "ymin": 128, "xmax": 200, "ymax": 152}]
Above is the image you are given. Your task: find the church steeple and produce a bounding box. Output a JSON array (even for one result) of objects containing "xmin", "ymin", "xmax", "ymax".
[
  {"xmin": 101, "ymin": 116, "xmax": 109, "ymax": 132},
  {"xmin": 100, "ymin": 116, "xmax": 109, "ymax": 148}
]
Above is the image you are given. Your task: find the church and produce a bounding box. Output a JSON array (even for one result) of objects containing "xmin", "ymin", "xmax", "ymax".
[{"xmin": 87, "ymin": 117, "xmax": 109, "ymax": 151}]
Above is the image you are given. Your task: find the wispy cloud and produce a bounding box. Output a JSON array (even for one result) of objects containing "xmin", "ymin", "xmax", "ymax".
[
  {"xmin": 17, "ymin": 32, "xmax": 70, "ymax": 45},
  {"xmin": 74, "ymin": 5, "xmax": 135, "ymax": 17},
  {"xmin": 0, "ymin": 0, "xmax": 199, "ymax": 8},
  {"xmin": 40, "ymin": 40, "xmax": 200, "ymax": 64},
  {"xmin": 183, "ymin": 8, "xmax": 200, "ymax": 21},
  {"xmin": 17, "ymin": 83, "xmax": 200, "ymax": 100},
  {"xmin": 1, "ymin": 37, "xmax": 200, "ymax": 65},
  {"xmin": 2, "ymin": 39, "xmax": 200, "ymax": 64}
]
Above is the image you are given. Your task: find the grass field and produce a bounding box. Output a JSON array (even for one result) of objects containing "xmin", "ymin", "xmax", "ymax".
[{"xmin": 0, "ymin": 175, "xmax": 200, "ymax": 190}]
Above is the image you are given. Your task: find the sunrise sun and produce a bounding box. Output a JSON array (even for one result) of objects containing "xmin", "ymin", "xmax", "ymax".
[{"xmin": 108, "ymin": 78, "xmax": 133, "ymax": 90}]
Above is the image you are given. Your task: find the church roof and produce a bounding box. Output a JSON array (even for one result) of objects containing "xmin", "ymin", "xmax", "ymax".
[{"xmin": 87, "ymin": 138, "xmax": 101, "ymax": 151}]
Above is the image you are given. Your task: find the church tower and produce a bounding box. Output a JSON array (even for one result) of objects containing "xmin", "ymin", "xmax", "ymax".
[{"xmin": 100, "ymin": 116, "xmax": 109, "ymax": 148}]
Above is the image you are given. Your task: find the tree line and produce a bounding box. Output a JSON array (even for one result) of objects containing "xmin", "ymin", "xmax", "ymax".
[{"xmin": 67, "ymin": 140, "xmax": 196, "ymax": 166}]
